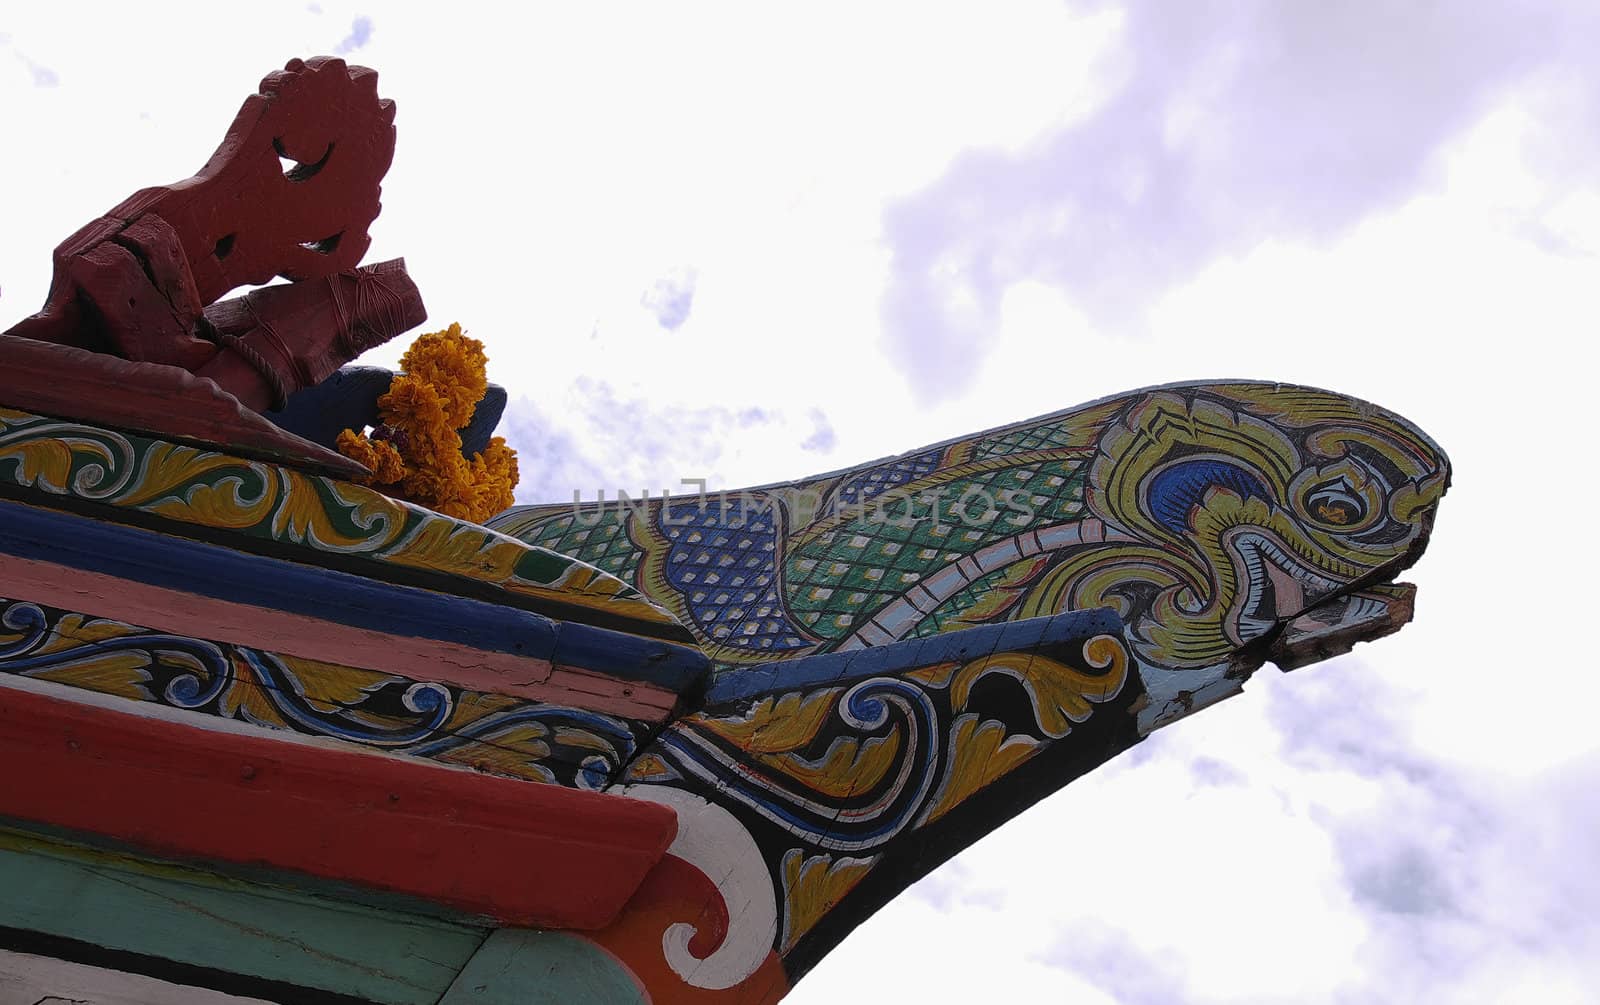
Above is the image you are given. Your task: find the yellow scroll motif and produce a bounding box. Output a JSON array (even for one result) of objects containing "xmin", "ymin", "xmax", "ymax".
[
  {"xmin": 0, "ymin": 435, "xmax": 75, "ymax": 492},
  {"xmin": 271, "ymin": 654, "xmax": 398, "ymax": 713},
  {"xmin": 948, "ymin": 635, "xmax": 1129, "ymax": 739},
  {"xmin": 384, "ymin": 515, "xmax": 528, "ymax": 582},
  {"xmin": 7, "ymin": 610, "xmax": 153, "ymax": 701},
  {"xmin": 28, "ymin": 611, "xmax": 142, "ymax": 654},
  {"xmin": 26, "ymin": 653, "xmax": 153, "ymax": 702},
  {"xmin": 921, "ymin": 715, "xmax": 1043, "ymax": 826},
  {"xmin": 693, "ymin": 687, "xmax": 845, "ymax": 754},
  {"xmin": 760, "ymin": 732, "xmax": 902, "ymax": 800},
  {"xmin": 921, "ymin": 634, "xmax": 1129, "ymax": 823},
  {"xmin": 124, "ymin": 443, "xmax": 276, "ymax": 529},
  {"xmin": 436, "ymin": 723, "xmax": 555, "ymax": 783},
  {"xmin": 780, "ymin": 849, "xmax": 879, "ymax": 953}
]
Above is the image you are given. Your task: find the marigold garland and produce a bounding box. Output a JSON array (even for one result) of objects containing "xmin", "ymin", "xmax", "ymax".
[{"xmin": 336, "ymin": 323, "xmax": 519, "ymax": 523}]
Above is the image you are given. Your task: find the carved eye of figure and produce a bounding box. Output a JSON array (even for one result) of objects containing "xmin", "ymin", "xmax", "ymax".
[
  {"xmin": 1305, "ymin": 479, "xmax": 1366, "ymax": 527},
  {"xmin": 1145, "ymin": 457, "xmax": 1271, "ymax": 536}
]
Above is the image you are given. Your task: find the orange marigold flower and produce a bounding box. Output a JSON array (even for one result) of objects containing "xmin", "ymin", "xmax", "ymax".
[
  {"xmin": 335, "ymin": 429, "xmax": 405, "ymax": 486},
  {"xmin": 397, "ymin": 323, "xmax": 489, "ymax": 429},
  {"xmin": 337, "ymin": 323, "xmax": 519, "ymax": 523},
  {"xmin": 468, "ymin": 437, "xmax": 519, "ymax": 521}
]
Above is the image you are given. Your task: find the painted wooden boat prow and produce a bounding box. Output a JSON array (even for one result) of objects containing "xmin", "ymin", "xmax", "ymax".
[{"xmin": 0, "ymin": 56, "xmax": 1451, "ymax": 1005}]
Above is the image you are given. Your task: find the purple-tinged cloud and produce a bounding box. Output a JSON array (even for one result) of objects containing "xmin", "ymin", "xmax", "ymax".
[
  {"xmin": 908, "ymin": 860, "xmax": 1004, "ymax": 913},
  {"xmin": 496, "ymin": 398, "xmax": 614, "ymax": 507},
  {"xmin": 28, "ymin": 62, "xmax": 58, "ymax": 87},
  {"xmin": 643, "ymin": 268, "xmax": 699, "ymax": 331},
  {"xmin": 801, "ymin": 409, "xmax": 837, "ymax": 452},
  {"xmin": 335, "ymin": 15, "xmax": 374, "ymax": 55},
  {"xmin": 1188, "ymin": 755, "xmax": 1246, "ymax": 788},
  {"xmin": 495, "ymin": 378, "xmax": 790, "ymax": 507},
  {"xmin": 2, "ymin": 34, "xmax": 60, "ymax": 87},
  {"xmin": 880, "ymin": 0, "xmax": 1600, "ymax": 401},
  {"xmin": 1036, "ymin": 925, "xmax": 1189, "ymax": 1005},
  {"xmin": 1256, "ymin": 661, "xmax": 1600, "ymax": 1001}
]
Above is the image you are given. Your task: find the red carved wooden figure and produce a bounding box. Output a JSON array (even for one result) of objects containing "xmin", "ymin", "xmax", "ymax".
[
  {"xmin": 13, "ymin": 56, "xmax": 398, "ymax": 347},
  {"xmin": 1, "ymin": 57, "xmax": 425, "ymax": 466}
]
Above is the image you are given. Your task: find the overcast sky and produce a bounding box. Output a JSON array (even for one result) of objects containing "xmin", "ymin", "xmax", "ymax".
[{"xmin": 3, "ymin": 3, "xmax": 1597, "ymax": 1002}]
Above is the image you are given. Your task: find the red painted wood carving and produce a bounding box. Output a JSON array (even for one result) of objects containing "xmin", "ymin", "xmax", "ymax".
[{"xmin": 1, "ymin": 56, "xmax": 426, "ymax": 463}]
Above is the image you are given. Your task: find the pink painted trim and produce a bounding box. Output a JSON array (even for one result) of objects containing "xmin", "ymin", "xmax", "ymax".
[{"xmin": 0, "ymin": 553, "xmax": 680, "ymax": 718}]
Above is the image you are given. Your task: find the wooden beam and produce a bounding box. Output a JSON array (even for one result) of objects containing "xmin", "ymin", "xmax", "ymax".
[
  {"xmin": 0, "ymin": 499, "xmax": 705, "ymax": 719},
  {"xmin": 0, "ymin": 405, "xmax": 691, "ymax": 643},
  {"xmin": 0, "ymin": 683, "xmax": 678, "ymax": 930}
]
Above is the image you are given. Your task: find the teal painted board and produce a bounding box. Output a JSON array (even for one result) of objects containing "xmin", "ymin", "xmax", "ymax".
[
  {"xmin": 439, "ymin": 929, "xmax": 648, "ymax": 1005},
  {"xmin": 0, "ymin": 829, "xmax": 486, "ymax": 1005}
]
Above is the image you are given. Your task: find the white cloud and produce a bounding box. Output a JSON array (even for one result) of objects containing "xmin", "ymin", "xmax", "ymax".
[
  {"xmin": 875, "ymin": 0, "xmax": 1600, "ymax": 401},
  {"xmin": 641, "ymin": 266, "xmax": 698, "ymax": 331}
]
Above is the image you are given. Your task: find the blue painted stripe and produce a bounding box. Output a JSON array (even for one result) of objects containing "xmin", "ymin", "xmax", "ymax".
[
  {"xmin": 0, "ymin": 500, "xmax": 708, "ymax": 694},
  {"xmin": 704, "ymin": 607, "xmax": 1123, "ymax": 703},
  {"xmin": 550, "ymin": 620, "xmax": 707, "ymax": 694}
]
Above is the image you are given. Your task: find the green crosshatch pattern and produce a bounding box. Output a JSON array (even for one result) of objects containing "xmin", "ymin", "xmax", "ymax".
[
  {"xmin": 515, "ymin": 513, "xmax": 643, "ymax": 583},
  {"xmin": 784, "ymin": 460, "xmax": 1090, "ymax": 639},
  {"xmin": 969, "ymin": 418, "xmax": 1094, "ymax": 461}
]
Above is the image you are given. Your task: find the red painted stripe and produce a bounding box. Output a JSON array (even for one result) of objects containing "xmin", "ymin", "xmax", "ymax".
[
  {"xmin": 0, "ymin": 553, "xmax": 681, "ymax": 719},
  {"xmin": 0, "ymin": 684, "xmax": 678, "ymax": 930}
]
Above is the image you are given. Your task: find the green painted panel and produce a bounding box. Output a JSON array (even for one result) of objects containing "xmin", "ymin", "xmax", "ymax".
[
  {"xmin": 0, "ymin": 829, "xmax": 487, "ymax": 1005},
  {"xmin": 439, "ymin": 929, "xmax": 647, "ymax": 1005}
]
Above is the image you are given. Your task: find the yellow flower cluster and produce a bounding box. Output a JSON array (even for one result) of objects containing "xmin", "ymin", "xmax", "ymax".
[{"xmin": 336, "ymin": 323, "xmax": 519, "ymax": 523}]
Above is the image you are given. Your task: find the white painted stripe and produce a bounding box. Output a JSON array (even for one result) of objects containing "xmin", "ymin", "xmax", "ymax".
[
  {"xmin": 0, "ymin": 948, "xmax": 279, "ymax": 1005},
  {"xmin": 919, "ymin": 564, "xmax": 969, "ymax": 599},
  {"xmin": 838, "ymin": 520, "xmax": 1137, "ymax": 650},
  {"xmin": 854, "ymin": 620, "xmax": 899, "ymax": 646}
]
